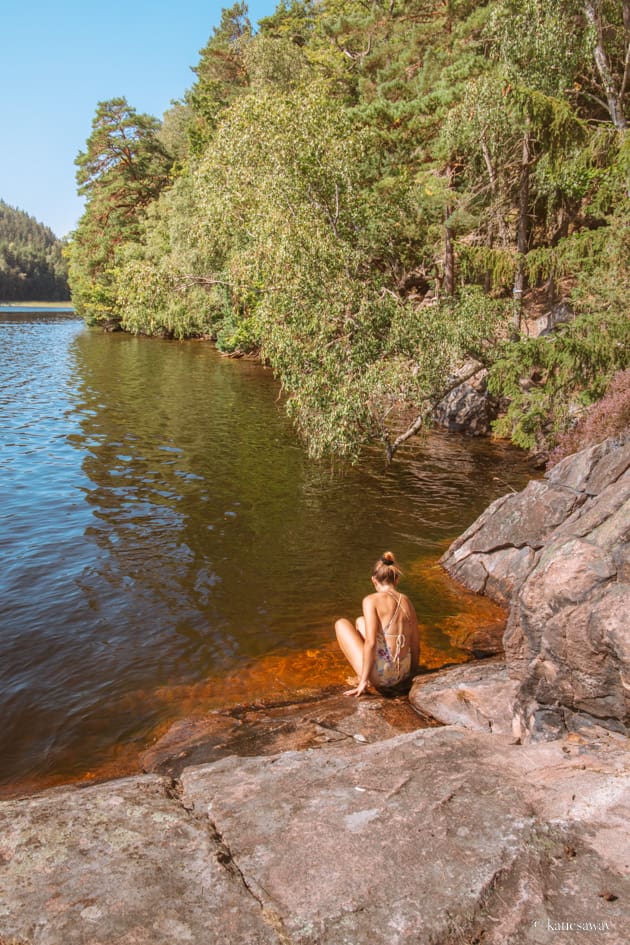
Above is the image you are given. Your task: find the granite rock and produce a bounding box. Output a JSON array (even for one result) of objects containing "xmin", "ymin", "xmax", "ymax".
[
  {"xmin": 0, "ymin": 775, "xmax": 278, "ymax": 945},
  {"xmin": 140, "ymin": 691, "xmax": 430, "ymax": 778},
  {"xmin": 2, "ymin": 725, "xmax": 629, "ymax": 944},
  {"xmin": 409, "ymin": 659, "xmax": 517, "ymax": 734},
  {"xmin": 441, "ymin": 436, "xmax": 630, "ymax": 741},
  {"xmin": 434, "ymin": 381, "xmax": 495, "ymax": 436}
]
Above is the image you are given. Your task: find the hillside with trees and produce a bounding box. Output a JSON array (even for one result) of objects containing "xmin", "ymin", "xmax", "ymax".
[
  {"xmin": 0, "ymin": 201, "xmax": 70, "ymax": 301},
  {"xmin": 68, "ymin": 0, "xmax": 629, "ymax": 462}
]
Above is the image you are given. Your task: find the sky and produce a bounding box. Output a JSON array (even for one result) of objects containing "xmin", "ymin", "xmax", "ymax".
[{"xmin": 1, "ymin": 0, "xmax": 277, "ymax": 239}]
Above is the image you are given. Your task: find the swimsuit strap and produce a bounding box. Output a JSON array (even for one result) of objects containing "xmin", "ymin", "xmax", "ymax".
[
  {"xmin": 381, "ymin": 593, "xmax": 406, "ymax": 669},
  {"xmin": 381, "ymin": 593, "xmax": 403, "ymax": 635}
]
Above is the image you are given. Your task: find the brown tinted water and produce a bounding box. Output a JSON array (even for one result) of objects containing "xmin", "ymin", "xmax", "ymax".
[{"xmin": 0, "ymin": 315, "xmax": 535, "ymax": 795}]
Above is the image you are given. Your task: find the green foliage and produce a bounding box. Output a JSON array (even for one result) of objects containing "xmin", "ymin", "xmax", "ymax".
[
  {"xmin": 548, "ymin": 369, "xmax": 630, "ymax": 466},
  {"xmin": 72, "ymin": 0, "xmax": 630, "ymax": 460},
  {"xmin": 489, "ymin": 202, "xmax": 629, "ymax": 453},
  {"xmin": 0, "ymin": 200, "xmax": 69, "ymax": 301},
  {"xmin": 68, "ymin": 98, "xmax": 173, "ymax": 325},
  {"xmin": 489, "ymin": 309, "xmax": 630, "ymax": 451}
]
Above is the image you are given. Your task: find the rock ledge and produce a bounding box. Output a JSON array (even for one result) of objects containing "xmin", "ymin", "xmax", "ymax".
[{"xmin": 441, "ymin": 436, "xmax": 630, "ymax": 741}]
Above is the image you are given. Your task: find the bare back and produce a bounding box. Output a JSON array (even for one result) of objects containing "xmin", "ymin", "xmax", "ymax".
[{"xmin": 364, "ymin": 589, "xmax": 419, "ymax": 669}]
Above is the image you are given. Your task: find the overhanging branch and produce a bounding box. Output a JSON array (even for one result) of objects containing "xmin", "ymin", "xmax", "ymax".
[{"xmin": 384, "ymin": 360, "xmax": 485, "ymax": 462}]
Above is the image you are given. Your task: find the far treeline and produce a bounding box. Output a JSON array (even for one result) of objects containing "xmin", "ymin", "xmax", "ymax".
[
  {"xmin": 0, "ymin": 201, "xmax": 70, "ymax": 302},
  {"xmin": 68, "ymin": 0, "xmax": 629, "ymax": 462}
]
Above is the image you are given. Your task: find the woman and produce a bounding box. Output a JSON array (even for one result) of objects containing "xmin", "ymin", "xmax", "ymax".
[{"xmin": 335, "ymin": 551, "xmax": 419, "ymax": 697}]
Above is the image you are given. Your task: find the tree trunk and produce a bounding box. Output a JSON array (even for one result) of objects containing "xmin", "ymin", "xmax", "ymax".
[
  {"xmin": 512, "ymin": 131, "xmax": 531, "ymax": 339},
  {"xmin": 584, "ymin": 0, "xmax": 628, "ymax": 132},
  {"xmin": 444, "ymin": 218, "xmax": 455, "ymax": 297},
  {"xmin": 444, "ymin": 163, "xmax": 455, "ymax": 297}
]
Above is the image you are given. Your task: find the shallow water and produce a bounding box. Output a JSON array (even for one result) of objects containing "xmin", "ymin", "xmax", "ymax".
[{"xmin": 0, "ymin": 315, "xmax": 534, "ymax": 792}]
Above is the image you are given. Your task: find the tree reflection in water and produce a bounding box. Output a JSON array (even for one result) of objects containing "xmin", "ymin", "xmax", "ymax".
[{"xmin": 0, "ymin": 321, "xmax": 535, "ymax": 792}]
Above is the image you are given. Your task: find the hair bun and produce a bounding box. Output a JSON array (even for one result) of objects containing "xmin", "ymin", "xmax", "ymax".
[{"xmin": 372, "ymin": 551, "xmax": 402, "ymax": 582}]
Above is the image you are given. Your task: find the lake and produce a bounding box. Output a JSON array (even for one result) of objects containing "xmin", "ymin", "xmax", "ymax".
[{"xmin": 0, "ymin": 313, "xmax": 535, "ymax": 794}]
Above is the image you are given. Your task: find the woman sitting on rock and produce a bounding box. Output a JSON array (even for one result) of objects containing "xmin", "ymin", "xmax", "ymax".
[{"xmin": 335, "ymin": 551, "xmax": 419, "ymax": 697}]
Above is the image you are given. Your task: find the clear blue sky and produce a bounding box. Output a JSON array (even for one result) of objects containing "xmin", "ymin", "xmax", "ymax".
[{"xmin": 1, "ymin": 0, "xmax": 277, "ymax": 239}]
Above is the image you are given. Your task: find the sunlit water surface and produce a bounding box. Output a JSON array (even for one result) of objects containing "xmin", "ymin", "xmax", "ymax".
[{"xmin": 0, "ymin": 314, "xmax": 535, "ymax": 793}]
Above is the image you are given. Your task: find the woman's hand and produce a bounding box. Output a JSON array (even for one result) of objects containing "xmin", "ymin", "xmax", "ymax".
[{"xmin": 344, "ymin": 679, "xmax": 370, "ymax": 697}]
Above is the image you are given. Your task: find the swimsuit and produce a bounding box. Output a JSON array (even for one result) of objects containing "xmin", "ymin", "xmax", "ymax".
[{"xmin": 373, "ymin": 593, "xmax": 412, "ymax": 687}]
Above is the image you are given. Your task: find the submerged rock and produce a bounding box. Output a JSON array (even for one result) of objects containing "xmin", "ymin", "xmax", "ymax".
[{"xmin": 140, "ymin": 690, "xmax": 430, "ymax": 778}]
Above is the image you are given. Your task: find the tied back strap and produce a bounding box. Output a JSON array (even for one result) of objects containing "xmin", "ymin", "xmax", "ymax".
[{"xmin": 383, "ymin": 593, "xmax": 406, "ymax": 671}]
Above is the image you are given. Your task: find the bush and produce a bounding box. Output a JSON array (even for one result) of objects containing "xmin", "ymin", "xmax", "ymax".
[
  {"xmin": 547, "ymin": 369, "xmax": 630, "ymax": 467},
  {"xmin": 488, "ymin": 310, "xmax": 630, "ymax": 452}
]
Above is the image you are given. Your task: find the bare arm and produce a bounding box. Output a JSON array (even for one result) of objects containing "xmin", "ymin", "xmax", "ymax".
[{"xmin": 346, "ymin": 595, "xmax": 378, "ymax": 697}]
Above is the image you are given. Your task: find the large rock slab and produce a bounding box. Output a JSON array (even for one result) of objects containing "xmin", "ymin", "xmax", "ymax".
[
  {"xmin": 2, "ymin": 725, "xmax": 629, "ymax": 945},
  {"xmin": 441, "ymin": 436, "xmax": 630, "ymax": 605},
  {"xmin": 409, "ymin": 659, "xmax": 517, "ymax": 734},
  {"xmin": 0, "ymin": 775, "xmax": 277, "ymax": 945},
  {"xmin": 441, "ymin": 480, "xmax": 585, "ymax": 603},
  {"xmin": 505, "ymin": 443, "xmax": 630, "ymax": 741},
  {"xmin": 179, "ymin": 727, "xmax": 630, "ymax": 945},
  {"xmin": 506, "ymin": 543, "xmax": 630, "ymax": 741},
  {"xmin": 547, "ymin": 437, "xmax": 630, "ymax": 495}
]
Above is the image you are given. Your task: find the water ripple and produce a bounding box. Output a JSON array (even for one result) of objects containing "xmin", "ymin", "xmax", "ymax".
[{"xmin": 0, "ymin": 316, "xmax": 535, "ymax": 787}]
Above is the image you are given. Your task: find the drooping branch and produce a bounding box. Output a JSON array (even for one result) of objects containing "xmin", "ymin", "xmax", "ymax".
[{"xmin": 384, "ymin": 360, "xmax": 485, "ymax": 462}]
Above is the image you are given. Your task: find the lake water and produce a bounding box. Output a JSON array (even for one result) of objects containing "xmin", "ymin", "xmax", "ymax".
[{"xmin": 0, "ymin": 314, "xmax": 535, "ymax": 794}]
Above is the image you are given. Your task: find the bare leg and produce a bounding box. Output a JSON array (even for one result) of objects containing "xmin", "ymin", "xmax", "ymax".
[{"xmin": 335, "ymin": 618, "xmax": 365, "ymax": 678}]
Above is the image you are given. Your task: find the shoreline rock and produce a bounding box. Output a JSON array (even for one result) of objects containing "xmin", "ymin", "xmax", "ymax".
[
  {"xmin": 441, "ymin": 435, "xmax": 630, "ymax": 741},
  {"xmin": 139, "ymin": 689, "xmax": 433, "ymax": 780},
  {"xmin": 409, "ymin": 657, "xmax": 516, "ymax": 734},
  {"xmin": 2, "ymin": 723, "xmax": 628, "ymax": 944}
]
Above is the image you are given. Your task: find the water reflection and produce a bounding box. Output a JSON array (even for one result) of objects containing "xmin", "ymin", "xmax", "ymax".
[{"xmin": 0, "ymin": 320, "xmax": 536, "ymax": 791}]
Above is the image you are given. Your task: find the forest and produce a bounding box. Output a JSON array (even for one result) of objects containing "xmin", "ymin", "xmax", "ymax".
[
  {"xmin": 0, "ymin": 201, "xmax": 70, "ymax": 301},
  {"xmin": 68, "ymin": 0, "xmax": 629, "ymax": 462}
]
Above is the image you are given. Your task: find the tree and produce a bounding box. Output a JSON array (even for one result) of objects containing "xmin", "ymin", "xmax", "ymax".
[
  {"xmin": 0, "ymin": 200, "xmax": 69, "ymax": 301},
  {"xmin": 68, "ymin": 98, "xmax": 172, "ymax": 325},
  {"xmin": 583, "ymin": 0, "xmax": 629, "ymax": 132},
  {"xmin": 75, "ymin": 0, "xmax": 629, "ymax": 461},
  {"xmin": 186, "ymin": 2, "xmax": 252, "ymax": 153}
]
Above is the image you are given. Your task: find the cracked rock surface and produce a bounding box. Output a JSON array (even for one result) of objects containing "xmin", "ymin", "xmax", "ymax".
[
  {"xmin": 0, "ymin": 774, "xmax": 278, "ymax": 945},
  {"xmin": 2, "ymin": 726, "xmax": 629, "ymax": 945},
  {"xmin": 441, "ymin": 437, "xmax": 629, "ymax": 606}
]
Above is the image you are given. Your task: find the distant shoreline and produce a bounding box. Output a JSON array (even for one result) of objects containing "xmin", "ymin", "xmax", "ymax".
[{"xmin": 1, "ymin": 302, "xmax": 75, "ymax": 314}]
